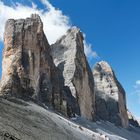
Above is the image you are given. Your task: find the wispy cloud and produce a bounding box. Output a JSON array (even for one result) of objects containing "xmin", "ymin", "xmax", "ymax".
[
  {"xmin": 84, "ymin": 41, "xmax": 98, "ymax": 59},
  {"xmin": 133, "ymin": 80, "xmax": 140, "ymax": 103},
  {"xmin": 0, "ymin": 0, "xmax": 98, "ymax": 59},
  {"xmin": 83, "ymin": 34, "xmax": 99, "ymax": 59},
  {"xmin": 133, "ymin": 80, "xmax": 140, "ymax": 89},
  {"xmin": 136, "ymin": 80, "xmax": 140, "ymax": 86},
  {"xmin": 0, "ymin": 0, "xmax": 70, "ymax": 44}
]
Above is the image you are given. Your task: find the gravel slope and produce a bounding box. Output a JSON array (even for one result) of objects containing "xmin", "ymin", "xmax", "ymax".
[{"xmin": 0, "ymin": 98, "xmax": 139, "ymax": 140}]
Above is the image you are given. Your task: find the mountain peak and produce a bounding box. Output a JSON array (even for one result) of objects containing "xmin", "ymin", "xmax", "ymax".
[
  {"xmin": 93, "ymin": 61, "xmax": 113, "ymax": 75},
  {"xmin": 0, "ymin": 15, "xmax": 140, "ymax": 139},
  {"xmin": 93, "ymin": 61, "xmax": 129, "ymax": 128}
]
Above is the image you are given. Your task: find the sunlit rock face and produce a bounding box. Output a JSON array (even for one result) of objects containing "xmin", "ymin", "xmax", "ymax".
[
  {"xmin": 0, "ymin": 14, "xmax": 95, "ymax": 118},
  {"xmin": 0, "ymin": 14, "xmax": 64, "ymax": 112},
  {"xmin": 0, "ymin": 14, "xmax": 132, "ymax": 129},
  {"xmin": 93, "ymin": 61, "xmax": 129, "ymax": 128},
  {"xmin": 51, "ymin": 27, "xmax": 95, "ymax": 120}
]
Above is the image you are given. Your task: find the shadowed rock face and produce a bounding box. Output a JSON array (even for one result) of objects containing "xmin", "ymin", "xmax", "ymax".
[
  {"xmin": 93, "ymin": 61, "xmax": 129, "ymax": 128},
  {"xmin": 0, "ymin": 14, "xmax": 63, "ymax": 111},
  {"xmin": 127, "ymin": 111, "xmax": 140, "ymax": 128},
  {"xmin": 51, "ymin": 27, "xmax": 95, "ymax": 120}
]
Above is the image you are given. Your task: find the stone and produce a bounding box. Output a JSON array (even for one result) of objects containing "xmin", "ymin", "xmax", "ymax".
[
  {"xmin": 0, "ymin": 14, "xmax": 135, "ymax": 130},
  {"xmin": 0, "ymin": 14, "xmax": 63, "ymax": 111},
  {"xmin": 0, "ymin": 98, "xmax": 139, "ymax": 140},
  {"xmin": 51, "ymin": 27, "xmax": 95, "ymax": 120},
  {"xmin": 0, "ymin": 98, "xmax": 95, "ymax": 140},
  {"xmin": 127, "ymin": 111, "xmax": 140, "ymax": 127},
  {"xmin": 138, "ymin": 120, "xmax": 140, "ymax": 126},
  {"xmin": 93, "ymin": 61, "xmax": 129, "ymax": 128}
]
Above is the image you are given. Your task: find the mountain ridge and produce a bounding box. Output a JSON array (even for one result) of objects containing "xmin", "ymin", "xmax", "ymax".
[{"xmin": 0, "ymin": 14, "xmax": 139, "ymax": 140}]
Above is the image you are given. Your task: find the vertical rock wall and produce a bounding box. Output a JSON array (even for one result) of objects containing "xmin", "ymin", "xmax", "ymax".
[
  {"xmin": 0, "ymin": 14, "xmax": 63, "ymax": 111},
  {"xmin": 93, "ymin": 61, "xmax": 129, "ymax": 128},
  {"xmin": 52, "ymin": 27, "xmax": 95, "ymax": 120},
  {"xmin": 0, "ymin": 15, "xmax": 131, "ymax": 127}
]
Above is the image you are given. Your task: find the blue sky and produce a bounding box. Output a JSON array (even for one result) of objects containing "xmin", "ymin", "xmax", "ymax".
[{"xmin": 0, "ymin": 0, "xmax": 140, "ymax": 118}]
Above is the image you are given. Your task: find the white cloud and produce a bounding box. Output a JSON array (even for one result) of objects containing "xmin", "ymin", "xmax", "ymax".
[
  {"xmin": 133, "ymin": 80, "xmax": 140, "ymax": 103},
  {"xmin": 83, "ymin": 34, "xmax": 98, "ymax": 59},
  {"xmin": 0, "ymin": 0, "xmax": 70, "ymax": 44},
  {"xmin": 84, "ymin": 41, "xmax": 98, "ymax": 59},
  {"xmin": 0, "ymin": 0, "xmax": 98, "ymax": 59},
  {"xmin": 133, "ymin": 80, "xmax": 140, "ymax": 89},
  {"xmin": 136, "ymin": 80, "xmax": 140, "ymax": 86},
  {"xmin": 40, "ymin": 0, "xmax": 54, "ymax": 10}
]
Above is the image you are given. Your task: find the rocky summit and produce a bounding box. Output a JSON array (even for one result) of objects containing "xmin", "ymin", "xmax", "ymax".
[
  {"xmin": 51, "ymin": 27, "xmax": 95, "ymax": 120},
  {"xmin": 0, "ymin": 14, "xmax": 140, "ymax": 140},
  {"xmin": 93, "ymin": 61, "xmax": 129, "ymax": 128},
  {"xmin": 0, "ymin": 14, "xmax": 64, "ymax": 112}
]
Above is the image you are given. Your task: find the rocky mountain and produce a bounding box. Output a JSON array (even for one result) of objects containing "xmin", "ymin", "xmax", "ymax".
[
  {"xmin": 93, "ymin": 61, "xmax": 129, "ymax": 128},
  {"xmin": 51, "ymin": 27, "xmax": 95, "ymax": 120},
  {"xmin": 0, "ymin": 14, "xmax": 65, "ymax": 113},
  {"xmin": 0, "ymin": 14, "xmax": 139, "ymax": 140}
]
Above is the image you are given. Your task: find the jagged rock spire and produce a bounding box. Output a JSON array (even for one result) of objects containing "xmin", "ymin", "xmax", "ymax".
[
  {"xmin": 0, "ymin": 14, "xmax": 132, "ymax": 128},
  {"xmin": 0, "ymin": 14, "xmax": 64, "ymax": 112},
  {"xmin": 93, "ymin": 61, "xmax": 129, "ymax": 128},
  {"xmin": 52, "ymin": 26, "xmax": 95, "ymax": 120}
]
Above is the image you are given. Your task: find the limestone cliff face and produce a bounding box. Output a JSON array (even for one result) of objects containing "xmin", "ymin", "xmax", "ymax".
[
  {"xmin": 0, "ymin": 14, "xmax": 63, "ymax": 111},
  {"xmin": 93, "ymin": 61, "xmax": 129, "ymax": 128},
  {"xmin": 51, "ymin": 27, "xmax": 95, "ymax": 120},
  {"xmin": 0, "ymin": 14, "xmax": 133, "ymax": 129}
]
